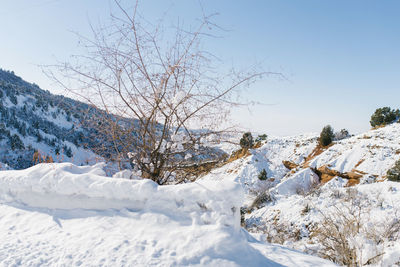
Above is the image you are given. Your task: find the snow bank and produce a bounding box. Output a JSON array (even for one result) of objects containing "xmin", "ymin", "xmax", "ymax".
[
  {"xmin": 0, "ymin": 163, "xmax": 243, "ymax": 229},
  {"xmin": 0, "ymin": 163, "xmax": 336, "ymax": 266}
]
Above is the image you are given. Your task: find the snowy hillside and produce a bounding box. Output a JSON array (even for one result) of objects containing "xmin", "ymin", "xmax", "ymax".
[
  {"xmin": 202, "ymin": 123, "xmax": 400, "ymax": 266},
  {"xmin": 0, "ymin": 69, "xmax": 113, "ymax": 169},
  {"xmin": 0, "ymin": 69, "xmax": 227, "ymax": 174},
  {"xmin": 1, "ymin": 94, "xmax": 400, "ymax": 266},
  {"xmin": 0, "ymin": 163, "xmax": 335, "ymax": 266}
]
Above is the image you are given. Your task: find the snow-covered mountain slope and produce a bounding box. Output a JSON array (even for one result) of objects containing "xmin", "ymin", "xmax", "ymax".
[
  {"xmin": 0, "ymin": 69, "xmax": 114, "ymax": 169},
  {"xmin": 0, "ymin": 69, "xmax": 227, "ymax": 174},
  {"xmin": 203, "ymin": 133, "xmax": 318, "ymax": 199},
  {"xmin": 0, "ymin": 163, "xmax": 335, "ymax": 266},
  {"xmin": 201, "ymin": 123, "xmax": 400, "ymax": 266},
  {"xmin": 308, "ymin": 123, "xmax": 400, "ymax": 178},
  {"xmin": 204, "ymin": 123, "xmax": 400, "ymax": 199}
]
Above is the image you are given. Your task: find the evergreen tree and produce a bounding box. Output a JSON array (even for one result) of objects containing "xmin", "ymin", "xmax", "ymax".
[
  {"xmin": 319, "ymin": 125, "xmax": 334, "ymax": 147},
  {"xmin": 258, "ymin": 169, "xmax": 267, "ymax": 180},
  {"xmin": 9, "ymin": 134, "xmax": 24, "ymax": 150},
  {"xmin": 240, "ymin": 132, "xmax": 254, "ymax": 149},
  {"xmin": 370, "ymin": 107, "xmax": 399, "ymax": 127},
  {"xmin": 63, "ymin": 145, "xmax": 73, "ymax": 158},
  {"xmin": 256, "ymin": 134, "xmax": 268, "ymax": 142},
  {"xmin": 387, "ymin": 160, "xmax": 400, "ymax": 182}
]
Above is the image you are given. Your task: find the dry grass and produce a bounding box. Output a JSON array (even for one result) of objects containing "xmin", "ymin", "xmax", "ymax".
[{"xmin": 311, "ymin": 208, "xmax": 360, "ymax": 266}]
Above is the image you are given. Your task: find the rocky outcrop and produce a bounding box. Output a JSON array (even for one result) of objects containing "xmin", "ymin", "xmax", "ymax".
[
  {"xmin": 227, "ymin": 148, "xmax": 252, "ymax": 163},
  {"xmin": 311, "ymin": 165, "xmax": 363, "ymax": 185},
  {"xmin": 282, "ymin": 160, "xmax": 299, "ymax": 170}
]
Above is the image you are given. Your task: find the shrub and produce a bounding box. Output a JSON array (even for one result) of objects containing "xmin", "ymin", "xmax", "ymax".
[
  {"xmin": 249, "ymin": 191, "xmax": 273, "ymax": 211},
  {"xmin": 240, "ymin": 132, "xmax": 254, "ymax": 149},
  {"xmin": 370, "ymin": 107, "xmax": 399, "ymax": 127},
  {"xmin": 319, "ymin": 125, "xmax": 334, "ymax": 147},
  {"xmin": 255, "ymin": 134, "xmax": 268, "ymax": 142},
  {"xmin": 9, "ymin": 94, "xmax": 17, "ymax": 105},
  {"xmin": 258, "ymin": 169, "xmax": 267, "ymax": 180},
  {"xmin": 334, "ymin": 128, "xmax": 349, "ymax": 141},
  {"xmin": 64, "ymin": 146, "xmax": 73, "ymax": 158},
  {"xmin": 387, "ymin": 160, "xmax": 400, "ymax": 182},
  {"xmin": 311, "ymin": 194, "xmax": 399, "ymax": 267}
]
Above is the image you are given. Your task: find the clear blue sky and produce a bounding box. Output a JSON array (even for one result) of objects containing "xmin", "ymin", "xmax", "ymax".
[{"xmin": 1, "ymin": 0, "xmax": 400, "ymax": 136}]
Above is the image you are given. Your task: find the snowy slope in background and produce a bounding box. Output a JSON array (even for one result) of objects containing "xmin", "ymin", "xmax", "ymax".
[
  {"xmin": 202, "ymin": 133, "xmax": 318, "ymax": 203},
  {"xmin": 309, "ymin": 123, "xmax": 400, "ymax": 177},
  {"xmin": 202, "ymin": 123, "xmax": 400, "ymax": 266},
  {"xmin": 204, "ymin": 124, "xmax": 400, "ymax": 200},
  {"xmin": 0, "ymin": 69, "xmax": 228, "ymax": 174},
  {"xmin": 0, "ymin": 69, "xmax": 110, "ymax": 169},
  {"xmin": 0, "ymin": 163, "xmax": 335, "ymax": 266}
]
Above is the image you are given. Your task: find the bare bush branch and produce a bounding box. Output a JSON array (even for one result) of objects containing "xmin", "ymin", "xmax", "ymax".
[{"xmin": 45, "ymin": 0, "xmax": 268, "ymax": 184}]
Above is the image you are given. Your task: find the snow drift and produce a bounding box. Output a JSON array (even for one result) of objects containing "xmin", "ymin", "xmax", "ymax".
[
  {"xmin": 0, "ymin": 163, "xmax": 335, "ymax": 266},
  {"xmin": 0, "ymin": 163, "xmax": 242, "ymax": 229}
]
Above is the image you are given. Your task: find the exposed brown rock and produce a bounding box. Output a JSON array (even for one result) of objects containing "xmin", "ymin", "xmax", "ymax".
[
  {"xmin": 354, "ymin": 159, "xmax": 365, "ymax": 168},
  {"xmin": 346, "ymin": 171, "xmax": 364, "ymax": 180},
  {"xmin": 347, "ymin": 179, "xmax": 360, "ymax": 187},
  {"xmin": 312, "ymin": 165, "xmax": 363, "ymax": 186},
  {"xmin": 282, "ymin": 160, "xmax": 299, "ymax": 170},
  {"xmin": 253, "ymin": 141, "xmax": 263, "ymax": 149},
  {"xmin": 227, "ymin": 148, "xmax": 251, "ymax": 163}
]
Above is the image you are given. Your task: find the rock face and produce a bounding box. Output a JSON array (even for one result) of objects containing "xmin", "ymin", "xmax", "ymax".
[
  {"xmin": 312, "ymin": 165, "xmax": 363, "ymax": 185},
  {"xmin": 227, "ymin": 148, "xmax": 252, "ymax": 163},
  {"xmin": 283, "ymin": 147, "xmax": 365, "ymax": 186},
  {"xmin": 282, "ymin": 160, "xmax": 299, "ymax": 170}
]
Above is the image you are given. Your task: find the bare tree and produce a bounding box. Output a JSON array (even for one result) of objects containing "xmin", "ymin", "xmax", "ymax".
[{"xmin": 47, "ymin": 0, "xmax": 266, "ymax": 184}]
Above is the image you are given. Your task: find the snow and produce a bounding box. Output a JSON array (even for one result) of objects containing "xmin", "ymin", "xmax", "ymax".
[
  {"xmin": 2, "ymin": 112, "xmax": 400, "ymax": 265},
  {"xmin": 272, "ymin": 168, "xmax": 319, "ymax": 196},
  {"xmin": 201, "ymin": 124, "xmax": 400, "ymax": 266},
  {"xmin": 203, "ymin": 133, "xmax": 318, "ymax": 201},
  {"xmin": 309, "ymin": 123, "xmax": 400, "ymax": 176},
  {"xmin": 0, "ymin": 163, "xmax": 335, "ymax": 266},
  {"xmin": 245, "ymin": 180, "xmax": 400, "ymax": 266},
  {"xmin": 205, "ymin": 124, "xmax": 400, "ymax": 197},
  {"xmin": 43, "ymin": 105, "xmax": 75, "ymax": 129}
]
